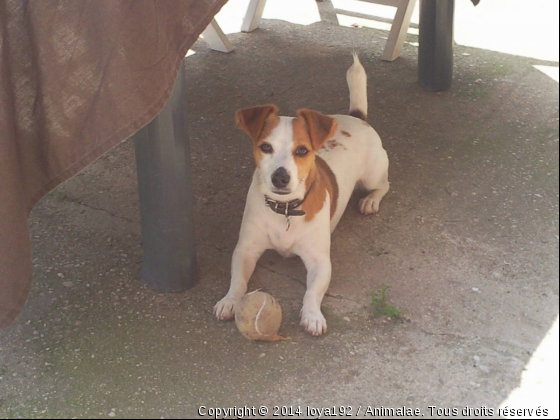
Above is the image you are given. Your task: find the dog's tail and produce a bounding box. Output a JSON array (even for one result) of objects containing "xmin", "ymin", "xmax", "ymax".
[{"xmin": 347, "ymin": 53, "xmax": 368, "ymax": 121}]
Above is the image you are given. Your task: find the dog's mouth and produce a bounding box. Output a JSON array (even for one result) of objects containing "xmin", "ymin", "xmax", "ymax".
[{"xmin": 271, "ymin": 189, "xmax": 292, "ymax": 196}]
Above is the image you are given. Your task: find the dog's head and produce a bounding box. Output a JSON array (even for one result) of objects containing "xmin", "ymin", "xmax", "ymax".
[{"xmin": 236, "ymin": 105, "xmax": 338, "ymax": 199}]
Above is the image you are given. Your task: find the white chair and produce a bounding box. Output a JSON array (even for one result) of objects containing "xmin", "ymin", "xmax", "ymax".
[
  {"xmin": 201, "ymin": 18, "xmax": 235, "ymax": 53},
  {"xmin": 242, "ymin": 0, "xmax": 418, "ymax": 61}
]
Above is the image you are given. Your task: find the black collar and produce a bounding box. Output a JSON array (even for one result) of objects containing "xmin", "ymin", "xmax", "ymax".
[{"xmin": 264, "ymin": 182, "xmax": 315, "ymax": 218}]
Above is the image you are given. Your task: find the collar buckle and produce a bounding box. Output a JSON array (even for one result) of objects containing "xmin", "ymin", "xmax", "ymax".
[{"xmin": 264, "ymin": 180, "xmax": 315, "ymax": 225}]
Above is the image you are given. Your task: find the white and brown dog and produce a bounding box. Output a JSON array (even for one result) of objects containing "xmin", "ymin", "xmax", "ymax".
[{"xmin": 214, "ymin": 54, "xmax": 390, "ymax": 336}]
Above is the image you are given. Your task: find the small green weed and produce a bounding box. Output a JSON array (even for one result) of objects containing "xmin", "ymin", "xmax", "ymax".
[{"xmin": 368, "ymin": 285, "xmax": 403, "ymax": 319}]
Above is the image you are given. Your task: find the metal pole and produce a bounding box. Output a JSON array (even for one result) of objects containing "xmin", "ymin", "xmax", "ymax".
[
  {"xmin": 133, "ymin": 61, "xmax": 197, "ymax": 292},
  {"xmin": 418, "ymin": 0, "xmax": 455, "ymax": 92}
]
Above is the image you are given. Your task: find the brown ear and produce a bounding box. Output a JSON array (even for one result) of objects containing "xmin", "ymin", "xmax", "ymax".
[
  {"xmin": 297, "ymin": 109, "xmax": 338, "ymax": 151},
  {"xmin": 236, "ymin": 104, "xmax": 279, "ymax": 142}
]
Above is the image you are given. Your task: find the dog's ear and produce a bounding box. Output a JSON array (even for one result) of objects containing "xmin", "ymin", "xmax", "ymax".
[
  {"xmin": 297, "ymin": 109, "xmax": 338, "ymax": 151},
  {"xmin": 236, "ymin": 104, "xmax": 279, "ymax": 142}
]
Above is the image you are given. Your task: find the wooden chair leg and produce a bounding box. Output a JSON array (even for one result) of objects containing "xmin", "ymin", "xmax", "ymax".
[
  {"xmin": 242, "ymin": 0, "xmax": 268, "ymax": 33},
  {"xmin": 382, "ymin": 0, "xmax": 418, "ymax": 61},
  {"xmin": 201, "ymin": 19, "xmax": 235, "ymax": 53}
]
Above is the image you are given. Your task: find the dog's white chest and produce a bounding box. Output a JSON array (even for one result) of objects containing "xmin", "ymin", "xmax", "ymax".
[{"xmin": 266, "ymin": 220, "xmax": 299, "ymax": 257}]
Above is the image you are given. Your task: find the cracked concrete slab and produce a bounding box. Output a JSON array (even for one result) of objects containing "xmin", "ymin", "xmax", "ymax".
[{"xmin": 0, "ymin": 2, "xmax": 558, "ymax": 418}]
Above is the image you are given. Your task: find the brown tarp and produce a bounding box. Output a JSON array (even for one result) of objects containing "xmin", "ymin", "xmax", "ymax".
[{"xmin": 0, "ymin": 0, "xmax": 227, "ymax": 328}]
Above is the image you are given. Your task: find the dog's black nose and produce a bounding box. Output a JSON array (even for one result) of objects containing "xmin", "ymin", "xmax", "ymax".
[{"xmin": 271, "ymin": 167, "xmax": 291, "ymax": 189}]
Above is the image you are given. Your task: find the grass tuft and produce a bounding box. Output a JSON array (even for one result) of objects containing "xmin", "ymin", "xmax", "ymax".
[{"xmin": 368, "ymin": 285, "xmax": 403, "ymax": 319}]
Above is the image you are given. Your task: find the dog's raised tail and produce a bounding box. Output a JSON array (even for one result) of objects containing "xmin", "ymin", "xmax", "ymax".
[{"xmin": 347, "ymin": 53, "xmax": 368, "ymax": 121}]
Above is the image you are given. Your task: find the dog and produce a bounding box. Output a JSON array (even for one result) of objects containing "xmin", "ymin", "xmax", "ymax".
[{"xmin": 214, "ymin": 54, "xmax": 390, "ymax": 336}]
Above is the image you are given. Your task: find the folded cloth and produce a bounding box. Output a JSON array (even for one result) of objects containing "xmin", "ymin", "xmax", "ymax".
[{"xmin": 0, "ymin": 0, "xmax": 227, "ymax": 328}]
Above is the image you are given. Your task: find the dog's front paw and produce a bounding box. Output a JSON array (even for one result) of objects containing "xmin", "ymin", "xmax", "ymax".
[
  {"xmin": 213, "ymin": 296, "xmax": 240, "ymax": 321},
  {"xmin": 300, "ymin": 310, "xmax": 328, "ymax": 336},
  {"xmin": 359, "ymin": 195, "xmax": 380, "ymax": 215}
]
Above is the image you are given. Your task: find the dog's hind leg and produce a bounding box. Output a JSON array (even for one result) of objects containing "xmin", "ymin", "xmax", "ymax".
[{"xmin": 359, "ymin": 149, "xmax": 390, "ymax": 215}]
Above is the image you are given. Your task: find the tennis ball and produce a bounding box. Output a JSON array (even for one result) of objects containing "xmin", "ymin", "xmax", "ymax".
[{"xmin": 235, "ymin": 291, "xmax": 287, "ymax": 342}]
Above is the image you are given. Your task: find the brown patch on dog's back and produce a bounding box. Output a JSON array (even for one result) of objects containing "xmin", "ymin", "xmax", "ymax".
[
  {"xmin": 325, "ymin": 139, "xmax": 347, "ymax": 151},
  {"xmin": 302, "ymin": 156, "xmax": 339, "ymax": 221},
  {"xmin": 342, "ymin": 130, "xmax": 352, "ymax": 137}
]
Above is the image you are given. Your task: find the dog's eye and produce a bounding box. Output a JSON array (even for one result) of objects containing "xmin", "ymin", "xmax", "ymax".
[
  {"xmin": 295, "ymin": 146, "xmax": 309, "ymax": 157},
  {"xmin": 260, "ymin": 143, "xmax": 273, "ymax": 154}
]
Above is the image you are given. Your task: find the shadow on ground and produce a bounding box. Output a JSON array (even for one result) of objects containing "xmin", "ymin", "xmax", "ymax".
[{"xmin": 0, "ymin": 12, "xmax": 558, "ymax": 419}]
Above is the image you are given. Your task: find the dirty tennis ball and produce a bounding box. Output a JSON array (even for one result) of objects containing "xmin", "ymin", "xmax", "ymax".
[{"xmin": 235, "ymin": 291, "xmax": 286, "ymax": 342}]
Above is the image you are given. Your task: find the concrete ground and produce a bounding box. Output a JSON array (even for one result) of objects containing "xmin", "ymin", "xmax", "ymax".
[{"xmin": 1, "ymin": 1, "xmax": 558, "ymax": 418}]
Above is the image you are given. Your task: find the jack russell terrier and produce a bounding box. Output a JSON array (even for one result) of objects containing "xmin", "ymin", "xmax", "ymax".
[{"xmin": 214, "ymin": 54, "xmax": 390, "ymax": 336}]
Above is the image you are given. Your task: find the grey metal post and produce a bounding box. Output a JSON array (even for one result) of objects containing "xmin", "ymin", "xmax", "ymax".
[
  {"xmin": 133, "ymin": 61, "xmax": 197, "ymax": 292},
  {"xmin": 418, "ymin": 0, "xmax": 455, "ymax": 92}
]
